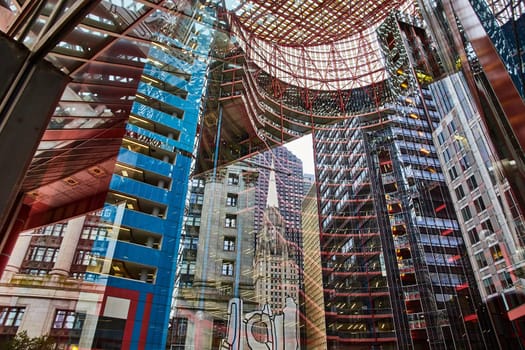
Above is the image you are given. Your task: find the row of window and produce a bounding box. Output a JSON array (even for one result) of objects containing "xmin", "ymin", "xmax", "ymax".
[
  {"xmin": 28, "ymin": 246, "xmax": 59, "ymax": 263},
  {"xmin": 0, "ymin": 307, "xmax": 84, "ymax": 330},
  {"xmin": 81, "ymin": 226, "xmax": 109, "ymax": 240},
  {"xmin": 459, "ymin": 196, "xmax": 486, "ymax": 221},
  {"xmin": 227, "ymin": 173, "xmax": 239, "ymax": 185},
  {"xmin": 37, "ymin": 223, "xmax": 66, "ymax": 237},
  {"xmin": 483, "ymin": 270, "xmax": 513, "ymax": 295}
]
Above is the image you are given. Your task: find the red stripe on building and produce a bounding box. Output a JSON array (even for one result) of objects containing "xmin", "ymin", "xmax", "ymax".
[{"xmin": 138, "ymin": 293, "xmax": 153, "ymax": 350}]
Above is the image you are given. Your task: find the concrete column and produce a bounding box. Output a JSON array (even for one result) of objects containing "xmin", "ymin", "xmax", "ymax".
[
  {"xmin": 1, "ymin": 230, "xmax": 33, "ymax": 281},
  {"xmin": 146, "ymin": 236, "xmax": 154, "ymax": 248},
  {"xmin": 50, "ymin": 216, "xmax": 86, "ymax": 277},
  {"xmin": 140, "ymin": 269, "xmax": 148, "ymax": 282}
]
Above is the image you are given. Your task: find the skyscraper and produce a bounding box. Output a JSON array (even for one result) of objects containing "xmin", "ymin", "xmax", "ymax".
[
  {"xmin": 431, "ymin": 71, "xmax": 525, "ymax": 347},
  {"xmin": 309, "ymin": 13, "xmax": 497, "ymax": 349}
]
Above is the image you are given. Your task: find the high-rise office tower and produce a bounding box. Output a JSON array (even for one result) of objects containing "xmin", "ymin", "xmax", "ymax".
[
  {"xmin": 419, "ymin": 0, "xmax": 525, "ymax": 212},
  {"xmin": 171, "ymin": 163, "xmax": 258, "ymax": 350},
  {"xmin": 309, "ymin": 13, "xmax": 497, "ymax": 349},
  {"xmin": 431, "ymin": 71, "xmax": 525, "ymax": 347}
]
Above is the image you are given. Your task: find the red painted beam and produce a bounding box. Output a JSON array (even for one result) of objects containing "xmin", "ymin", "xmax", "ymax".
[{"xmin": 41, "ymin": 127, "xmax": 125, "ymax": 141}]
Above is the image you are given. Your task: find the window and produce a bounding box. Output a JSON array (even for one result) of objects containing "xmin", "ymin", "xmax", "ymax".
[
  {"xmin": 0, "ymin": 307, "xmax": 25, "ymax": 327},
  {"xmin": 460, "ymin": 206, "xmax": 472, "ymax": 221},
  {"xmin": 437, "ymin": 132, "xmax": 445, "ymax": 145},
  {"xmin": 443, "ymin": 148, "xmax": 451, "ymax": 163},
  {"xmin": 75, "ymin": 250, "xmax": 92, "ymax": 265},
  {"xmin": 29, "ymin": 247, "xmax": 58, "ymax": 262},
  {"xmin": 180, "ymin": 261, "xmax": 196, "ymax": 275},
  {"xmin": 227, "ymin": 173, "xmax": 239, "ymax": 185},
  {"xmin": 71, "ymin": 272, "xmax": 85, "ymax": 280},
  {"xmin": 222, "ymin": 261, "xmax": 234, "ymax": 276},
  {"xmin": 448, "ymin": 120, "xmax": 457, "ymax": 134},
  {"xmin": 483, "ymin": 277, "xmax": 496, "ymax": 295},
  {"xmin": 223, "ymin": 237, "xmax": 235, "ymax": 251},
  {"xmin": 454, "ymin": 185, "xmax": 465, "ymax": 200},
  {"xmin": 490, "ymin": 244, "xmax": 504, "ymax": 262},
  {"xmin": 459, "ymin": 155, "xmax": 470, "ymax": 171},
  {"xmin": 186, "ymin": 215, "xmax": 201, "ymax": 227},
  {"xmin": 23, "ymin": 268, "xmax": 48, "ymax": 276},
  {"xmin": 81, "ymin": 226, "xmax": 109, "ymax": 240},
  {"xmin": 172, "ymin": 317, "xmax": 188, "ymax": 350},
  {"xmin": 226, "ymin": 193, "xmax": 238, "ymax": 207},
  {"xmin": 474, "ymin": 196, "xmax": 486, "ymax": 212},
  {"xmin": 466, "ymin": 175, "xmax": 478, "ymax": 191},
  {"xmin": 182, "ymin": 236, "xmax": 198, "ymax": 250},
  {"xmin": 454, "ymin": 139, "xmax": 465, "ymax": 153},
  {"xmin": 448, "ymin": 166, "xmax": 458, "ymax": 180},
  {"xmin": 499, "ymin": 271, "xmax": 513, "ymax": 289},
  {"xmin": 481, "ymin": 219, "xmax": 494, "ymax": 234},
  {"xmin": 190, "ymin": 193, "xmax": 204, "ymax": 205},
  {"xmin": 225, "ymin": 215, "xmax": 237, "ymax": 228},
  {"xmin": 191, "ymin": 178, "xmax": 205, "ymax": 189},
  {"xmin": 474, "ymin": 252, "xmax": 488, "ymax": 268},
  {"xmin": 467, "ymin": 228, "xmax": 479, "ymax": 244},
  {"xmin": 53, "ymin": 310, "xmax": 84, "ymax": 329},
  {"xmin": 42, "ymin": 223, "xmax": 66, "ymax": 236}
]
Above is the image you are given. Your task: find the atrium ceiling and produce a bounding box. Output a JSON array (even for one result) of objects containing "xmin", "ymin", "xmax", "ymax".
[{"xmin": 0, "ymin": 0, "xmax": 463, "ymax": 225}]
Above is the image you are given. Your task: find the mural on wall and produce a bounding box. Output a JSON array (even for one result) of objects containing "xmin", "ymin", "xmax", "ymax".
[{"xmin": 221, "ymin": 297, "xmax": 300, "ymax": 350}]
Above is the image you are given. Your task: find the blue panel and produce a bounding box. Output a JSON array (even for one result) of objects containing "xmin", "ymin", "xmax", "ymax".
[
  {"xmin": 109, "ymin": 174, "xmax": 169, "ymax": 206},
  {"xmin": 113, "ymin": 241, "xmax": 161, "ymax": 267},
  {"xmin": 121, "ymin": 209, "xmax": 166, "ymax": 235},
  {"xmin": 117, "ymin": 148, "xmax": 173, "ymax": 178}
]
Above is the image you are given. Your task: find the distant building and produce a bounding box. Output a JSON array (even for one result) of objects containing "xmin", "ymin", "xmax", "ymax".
[
  {"xmin": 252, "ymin": 147, "xmax": 305, "ymax": 293},
  {"xmin": 254, "ymin": 166, "xmax": 300, "ymax": 313},
  {"xmin": 170, "ymin": 164, "xmax": 258, "ymax": 350},
  {"xmin": 302, "ymin": 173, "xmax": 315, "ymax": 195},
  {"xmin": 302, "ymin": 185, "xmax": 327, "ymax": 350}
]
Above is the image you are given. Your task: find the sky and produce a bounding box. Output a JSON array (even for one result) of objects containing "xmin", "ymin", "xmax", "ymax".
[{"xmin": 284, "ymin": 134, "xmax": 315, "ymax": 175}]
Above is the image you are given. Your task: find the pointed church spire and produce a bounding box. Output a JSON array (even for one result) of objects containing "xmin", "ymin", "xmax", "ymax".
[{"xmin": 266, "ymin": 158, "xmax": 279, "ymax": 209}]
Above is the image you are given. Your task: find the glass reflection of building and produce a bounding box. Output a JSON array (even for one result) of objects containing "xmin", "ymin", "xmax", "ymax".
[
  {"xmin": 170, "ymin": 163, "xmax": 258, "ymax": 350},
  {"xmin": 431, "ymin": 72, "xmax": 525, "ymax": 348},
  {"xmin": 0, "ymin": 2, "xmax": 215, "ymax": 349}
]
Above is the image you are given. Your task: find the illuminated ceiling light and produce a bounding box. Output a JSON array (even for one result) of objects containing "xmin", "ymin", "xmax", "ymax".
[
  {"xmin": 63, "ymin": 177, "xmax": 79, "ymax": 186},
  {"xmin": 88, "ymin": 166, "xmax": 106, "ymax": 178}
]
